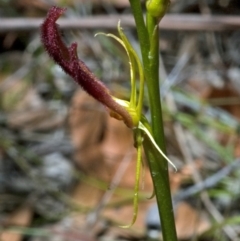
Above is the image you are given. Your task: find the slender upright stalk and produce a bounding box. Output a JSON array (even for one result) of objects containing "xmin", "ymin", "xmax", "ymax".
[{"xmin": 129, "ymin": 1, "xmax": 178, "ymax": 240}]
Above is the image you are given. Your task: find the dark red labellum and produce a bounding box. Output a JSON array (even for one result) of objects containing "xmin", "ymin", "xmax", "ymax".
[{"xmin": 41, "ymin": 6, "xmax": 133, "ymax": 128}]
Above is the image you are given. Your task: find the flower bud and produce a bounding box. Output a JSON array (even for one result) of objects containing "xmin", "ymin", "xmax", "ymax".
[{"xmin": 146, "ymin": 0, "xmax": 170, "ymax": 19}]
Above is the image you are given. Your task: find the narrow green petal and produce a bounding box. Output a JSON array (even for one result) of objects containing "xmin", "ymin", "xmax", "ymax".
[
  {"xmin": 95, "ymin": 31, "xmax": 135, "ymax": 106},
  {"xmin": 138, "ymin": 122, "xmax": 177, "ymax": 171},
  {"xmin": 117, "ymin": 22, "xmax": 145, "ymax": 119},
  {"xmin": 120, "ymin": 129, "xmax": 142, "ymax": 228}
]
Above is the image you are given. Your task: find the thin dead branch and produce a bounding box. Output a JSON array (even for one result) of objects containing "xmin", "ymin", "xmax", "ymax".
[{"xmin": 1, "ymin": 14, "xmax": 240, "ymax": 32}]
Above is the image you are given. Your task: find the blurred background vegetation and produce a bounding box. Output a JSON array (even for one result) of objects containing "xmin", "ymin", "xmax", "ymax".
[{"xmin": 1, "ymin": 0, "xmax": 240, "ymax": 241}]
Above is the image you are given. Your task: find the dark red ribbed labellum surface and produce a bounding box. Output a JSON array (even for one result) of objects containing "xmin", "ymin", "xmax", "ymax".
[{"xmin": 41, "ymin": 6, "xmax": 133, "ymax": 128}]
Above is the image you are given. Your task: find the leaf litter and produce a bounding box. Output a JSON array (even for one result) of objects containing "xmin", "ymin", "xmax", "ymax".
[{"xmin": 1, "ymin": 1, "xmax": 240, "ymax": 241}]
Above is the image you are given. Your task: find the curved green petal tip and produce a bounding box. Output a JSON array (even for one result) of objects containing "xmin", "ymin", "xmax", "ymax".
[{"xmin": 138, "ymin": 122, "xmax": 177, "ymax": 172}]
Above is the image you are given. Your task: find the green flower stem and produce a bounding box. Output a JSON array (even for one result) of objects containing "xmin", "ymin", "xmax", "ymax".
[
  {"xmin": 143, "ymin": 135, "xmax": 178, "ymax": 241},
  {"xmin": 129, "ymin": 1, "xmax": 178, "ymax": 240},
  {"xmin": 128, "ymin": 0, "xmax": 150, "ymax": 76}
]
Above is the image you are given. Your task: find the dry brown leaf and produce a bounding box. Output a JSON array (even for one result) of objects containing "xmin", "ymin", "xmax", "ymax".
[
  {"xmin": 72, "ymin": 182, "xmax": 105, "ymax": 208},
  {"xmin": 68, "ymin": 90, "xmax": 106, "ymax": 150},
  {"xmin": 234, "ymin": 136, "xmax": 240, "ymax": 157},
  {"xmin": 103, "ymin": 201, "xmax": 155, "ymax": 238},
  {"xmin": 170, "ymin": 159, "xmax": 203, "ymax": 193},
  {"xmin": 203, "ymin": 83, "xmax": 240, "ymax": 119},
  {"xmin": 101, "ymin": 116, "xmax": 133, "ymax": 157},
  {"xmin": 175, "ymin": 202, "xmax": 210, "ymax": 239},
  {"xmin": 69, "ymin": 91, "xmax": 106, "ymax": 207},
  {"xmin": 187, "ymin": 76, "xmax": 211, "ymax": 98},
  {"xmin": 0, "ymin": 205, "xmax": 33, "ymax": 241}
]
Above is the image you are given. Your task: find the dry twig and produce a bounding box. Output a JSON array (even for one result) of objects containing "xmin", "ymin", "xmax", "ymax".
[{"xmin": 1, "ymin": 14, "xmax": 240, "ymax": 32}]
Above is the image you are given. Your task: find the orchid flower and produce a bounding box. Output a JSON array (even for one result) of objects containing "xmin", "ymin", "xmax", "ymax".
[{"xmin": 40, "ymin": 6, "xmax": 176, "ymax": 228}]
